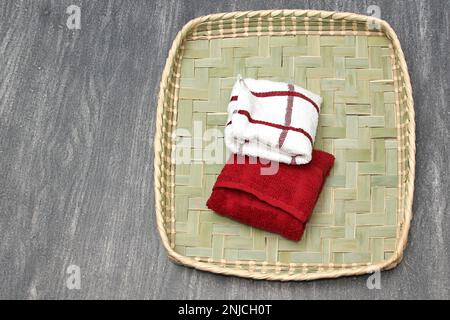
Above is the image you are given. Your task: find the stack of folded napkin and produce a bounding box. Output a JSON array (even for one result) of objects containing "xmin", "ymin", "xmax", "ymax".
[{"xmin": 206, "ymin": 76, "xmax": 335, "ymax": 241}]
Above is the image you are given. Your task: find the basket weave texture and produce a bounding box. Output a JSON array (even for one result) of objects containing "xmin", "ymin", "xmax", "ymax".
[{"xmin": 154, "ymin": 10, "xmax": 415, "ymax": 281}]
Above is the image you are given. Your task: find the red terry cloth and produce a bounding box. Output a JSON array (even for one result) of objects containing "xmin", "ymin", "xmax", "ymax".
[{"xmin": 206, "ymin": 150, "xmax": 335, "ymax": 241}]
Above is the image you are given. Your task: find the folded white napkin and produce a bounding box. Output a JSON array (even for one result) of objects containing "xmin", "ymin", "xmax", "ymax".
[{"xmin": 225, "ymin": 76, "xmax": 322, "ymax": 165}]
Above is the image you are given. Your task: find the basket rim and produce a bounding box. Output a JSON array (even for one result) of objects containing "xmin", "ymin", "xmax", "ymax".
[{"xmin": 153, "ymin": 9, "xmax": 416, "ymax": 281}]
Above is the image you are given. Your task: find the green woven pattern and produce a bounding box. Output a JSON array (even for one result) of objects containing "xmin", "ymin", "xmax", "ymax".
[{"xmin": 172, "ymin": 33, "xmax": 399, "ymax": 272}]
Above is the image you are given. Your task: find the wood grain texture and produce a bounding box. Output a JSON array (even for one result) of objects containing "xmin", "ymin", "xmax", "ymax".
[{"xmin": 0, "ymin": 0, "xmax": 449, "ymax": 299}]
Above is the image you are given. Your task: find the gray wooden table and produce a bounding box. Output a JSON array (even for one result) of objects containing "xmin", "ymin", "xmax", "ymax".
[{"xmin": 0, "ymin": 0, "xmax": 449, "ymax": 300}]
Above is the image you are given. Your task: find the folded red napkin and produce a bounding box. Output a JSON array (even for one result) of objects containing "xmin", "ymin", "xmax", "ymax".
[{"xmin": 206, "ymin": 150, "xmax": 335, "ymax": 241}]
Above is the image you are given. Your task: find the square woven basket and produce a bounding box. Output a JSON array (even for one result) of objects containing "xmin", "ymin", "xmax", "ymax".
[{"xmin": 154, "ymin": 9, "xmax": 415, "ymax": 281}]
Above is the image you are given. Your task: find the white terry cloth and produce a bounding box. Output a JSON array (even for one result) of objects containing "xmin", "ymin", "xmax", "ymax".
[{"xmin": 225, "ymin": 76, "xmax": 323, "ymax": 165}]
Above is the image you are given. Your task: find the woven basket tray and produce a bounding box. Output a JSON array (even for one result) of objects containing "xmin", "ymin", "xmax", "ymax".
[{"xmin": 154, "ymin": 10, "xmax": 415, "ymax": 281}]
